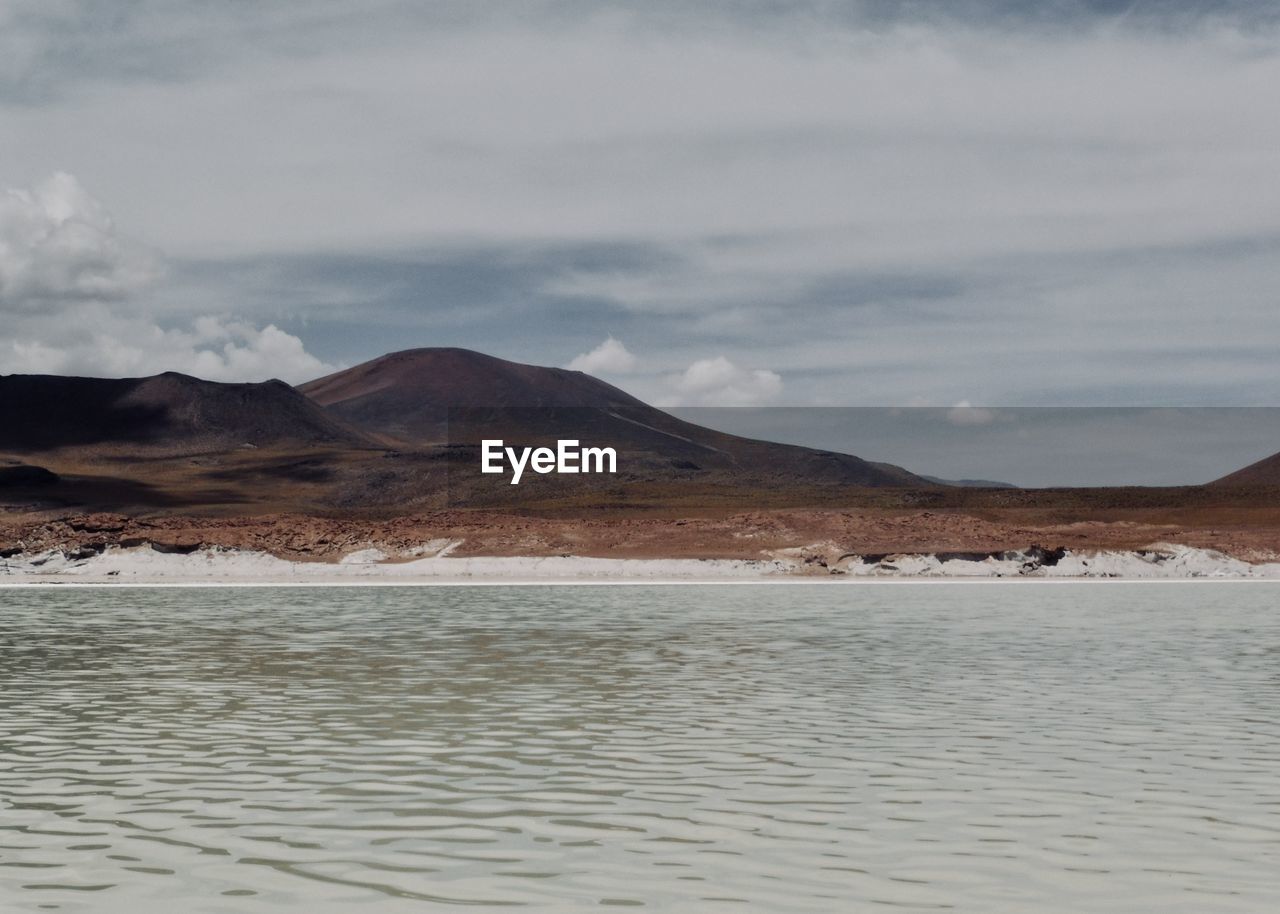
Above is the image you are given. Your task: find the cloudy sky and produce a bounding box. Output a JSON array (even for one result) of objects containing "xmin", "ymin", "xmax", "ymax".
[{"xmin": 2, "ymin": 0, "xmax": 1279, "ymax": 411}]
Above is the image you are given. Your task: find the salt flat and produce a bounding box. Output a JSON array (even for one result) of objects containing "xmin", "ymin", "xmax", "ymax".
[{"xmin": 4, "ymin": 542, "xmax": 1279, "ymax": 584}]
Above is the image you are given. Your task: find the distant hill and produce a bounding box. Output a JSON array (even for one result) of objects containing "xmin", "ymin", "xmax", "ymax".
[
  {"xmin": 921, "ymin": 475, "xmax": 1018, "ymax": 489},
  {"xmin": 300, "ymin": 348, "xmax": 927, "ymax": 489},
  {"xmin": 0, "ymin": 351, "xmax": 935, "ymax": 515},
  {"xmin": 1212, "ymin": 450, "xmax": 1280, "ymax": 486},
  {"xmin": 300, "ymin": 348, "xmax": 655, "ymax": 441},
  {"xmin": 0, "ymin": 372, "xmax": 373, "ymax": 454},
  {"xmin": 0, "ymin": 462, "xmax": 59, "ymax": 487}
]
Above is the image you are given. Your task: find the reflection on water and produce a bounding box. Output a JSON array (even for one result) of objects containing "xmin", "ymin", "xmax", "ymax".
[{"xmin": 1, "ymin": 584, "xmax": 1279, "ymax": 912}]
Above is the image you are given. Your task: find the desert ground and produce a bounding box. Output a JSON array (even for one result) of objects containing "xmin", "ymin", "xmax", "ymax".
[{"xmin": 5, "ymin": 487, "xmax": 1280, "ymax": 568}]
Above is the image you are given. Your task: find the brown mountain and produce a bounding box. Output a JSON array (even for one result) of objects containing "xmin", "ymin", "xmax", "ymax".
[
  {"xmin": 1212, "ymin": 450, "xmax": 1280, "ymax": 486},
  {"xmin": 299, "ymin": 348, "xmax": 651, "ymax": 442},
  {"xmin": 0, "ymin": 371, "xmax": 372, "ymax": 455},
  {"xmin": 299, "ymin": 348, "xmax": 925, "ymax": 489},
  {"xmin": 0, "ymin": 351, "xmax": 927, "ymax": 517}
]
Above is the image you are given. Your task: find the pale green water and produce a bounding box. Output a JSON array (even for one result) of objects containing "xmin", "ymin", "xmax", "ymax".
[{"xmin": 1, "ymin": 584, "xmax": 1278, "ymax": 912}]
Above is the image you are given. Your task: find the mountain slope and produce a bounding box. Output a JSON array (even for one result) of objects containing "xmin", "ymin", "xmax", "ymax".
[
  {"xmin": 299, "ymin": 348, "xmax": 926, "ymax": 488},
  {"xmin": 0, "ymin": 371, "xmax": 373, "ymax": 454},
  {"xmin": 921, "ymin": 475, "xmax": 1018, "ymax": 489},
  {"xmin": 1212, "ymin": 450, "xmax": 1280, "ymax": 486},
  {"xmin": 299, "ymin": 348, "xmax": 650, "ymax": 442}
]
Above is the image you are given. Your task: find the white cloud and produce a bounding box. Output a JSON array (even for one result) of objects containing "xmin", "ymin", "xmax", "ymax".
[
  {"xmin": 0, "ymin": 171, "xmax": 161, "ymax": 308},
  {"xmin": 1, "ymin": 313, "xmax": 337, "ymax": 384},
  {"xmin": 566, "ymin": 336, "xmax": 638, "ymax": 375},
  {"xmin": 0, "ymin": 174, "xmax": 335, "ymax": 384},
  {"xmin": 7, "ymin": 20, "xmax": 1276, "ymax": 262},
  {"xmin": 946, "ymin": 401, "xmax": 998, "ymax": 426},
  {"xmin": 562, "ymin": 342, "xmax": 783, "ymax": 407},
  {"xmin": 665, "ymin": 356, "xmax": 782, "ymax": 407},
  {"xmin": 3, "ymin": 13, "xmax": 1280, "ymax": 405},
  {"xmin": 186, "ymin": 318, "xmax": 338, "ymax": 383}
]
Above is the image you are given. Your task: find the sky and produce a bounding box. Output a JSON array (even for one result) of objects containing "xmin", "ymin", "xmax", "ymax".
[
  {"xmin": 669, "ymin": 407, "xmax": 1280, "ymax": 487},
  {"xmin": 2, "ymin": 1, "xmax": 1279, "ymax": 421}
]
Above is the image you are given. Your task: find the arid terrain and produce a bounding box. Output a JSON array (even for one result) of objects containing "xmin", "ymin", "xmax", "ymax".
[
  {"xmin": 5, "ymin": 487, "xmax": 1280, "ymax": 567},
  {"xmin": 3, "ymin": 348, "xmax": 1279, "ymax": 566}
]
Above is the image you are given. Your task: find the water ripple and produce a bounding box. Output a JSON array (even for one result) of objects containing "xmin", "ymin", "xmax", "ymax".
[{"xmin": 1, "ymin": 584, "xmax": 1279, "ymax": 911}]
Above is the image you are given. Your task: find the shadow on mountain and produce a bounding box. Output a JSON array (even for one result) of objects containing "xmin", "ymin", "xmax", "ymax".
[{"xmin": 0, "ymin": 372, "xmax": 372, "ymax": 454}]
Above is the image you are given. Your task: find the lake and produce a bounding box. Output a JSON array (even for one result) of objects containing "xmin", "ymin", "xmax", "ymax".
[{"xmin": 1, "ymin": 584, "xmax": 1278, "ymax": 911}]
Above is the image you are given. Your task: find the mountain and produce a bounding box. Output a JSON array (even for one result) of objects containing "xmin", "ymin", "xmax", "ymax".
[
  {"xmin": 0, "ymin": 371, "xmax": 373, "ymax": 454},
  {"xmin": 299, "ymin": 348, "xmax": 651, "ymax": 442},
  {"xmin": 1212, "ymin": 450, "xmax": 1280, "ymax": 486},
  {"xmin": 0, "ymin": 351, "xmax": 930, "ymax": 516},
  {"xmin": 299, "ymin": 348, "xmax": 927, "ymax": 489},
  {"xmin": 921, "ymin": 475, "xmax": 1018, "ymax": 489},
  {"xmin": 0, "ymin": 462, "xmax": 59, "ymax": 487}
]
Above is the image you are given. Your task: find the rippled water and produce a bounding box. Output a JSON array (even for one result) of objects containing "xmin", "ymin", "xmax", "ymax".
[{"xmin": 1, "ymin": 584, "xmax": 1279, "ymax": 912}]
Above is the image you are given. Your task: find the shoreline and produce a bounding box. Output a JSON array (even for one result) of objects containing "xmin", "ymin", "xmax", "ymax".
[{"xmin": 4, "ymin": 542, "xmax": 1280, "ymax": 584}]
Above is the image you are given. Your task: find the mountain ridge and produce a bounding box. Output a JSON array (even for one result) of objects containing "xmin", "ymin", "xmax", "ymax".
[
  {"xmin": 0, "ymin": 370, "xmax": 373, "ymax": 454},
  {"xmin": 297, "ymin": 347, "xmax": 927, "ymax": 489},
  {"xmin": 1213, "ymin": 450, "xmax": 1280, "ymax": 486}
]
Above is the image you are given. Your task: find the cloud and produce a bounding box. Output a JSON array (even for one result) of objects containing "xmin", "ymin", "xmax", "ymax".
[
  {"xmin": 666, "ymin": 356, "xmax": 782, "ymax": 407},
  {"xmin": 1, "ymin": 313, "xmax": 337, "ymax": 384},
  {"xmin": 946, "ymin": 401, "xmax": 998, "ymax": 426},
  {"xmin": 8, "ymin": 14, "xmax": 1278, "ymax": 259},
  {"xmin": 563, "ymin": 339, "xmax": 783, "ymax": 407},
  {"xmin": 566, "ymin": 336, "xmax": 638, "ymax": 375},
  {"xmin": 185, "ymin": 318, "xmax": 338, "ymax": 383},
  {"xmin": 0, "ymin": 171, "xmax": 160, "ymax": 308},
  {"xmin": 3, "ymin": 1, "xmax": 1274, "ymax": 107},
  {"xmin": 3, "ymin": 10, "xmax": 1280, "ymax": 405},
  {"xmin": 0, "ymin": 173, "xmax": 335, "ymax": 383}
]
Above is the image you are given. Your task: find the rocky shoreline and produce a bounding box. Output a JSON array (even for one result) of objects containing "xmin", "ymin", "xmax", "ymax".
[
  {"xmin": 3, "ymin": 539, "xmax": 1279, "ymax": 584},
  {"xmin": 5, "ymin": 507, "xmax": 1280, "ymax": 562},
  {"xmin": 3, "ymin": 506, "xmax": 1279, "ymax": 583}
]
